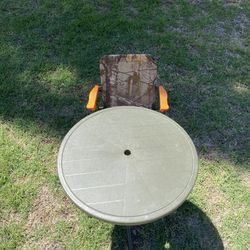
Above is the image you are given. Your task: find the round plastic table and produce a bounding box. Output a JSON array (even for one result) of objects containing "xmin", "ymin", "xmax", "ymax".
[{"xmin": 58, "ymin": 106, "xmax": 198, "ymax": 226}]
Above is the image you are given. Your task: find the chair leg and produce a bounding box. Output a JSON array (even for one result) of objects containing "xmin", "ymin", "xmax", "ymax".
[{"xmin": 126, "ymin": 226, "xmax": 133, "ymax": 250}]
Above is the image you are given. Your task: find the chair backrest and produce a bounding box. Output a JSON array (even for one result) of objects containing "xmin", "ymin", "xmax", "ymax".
[{"xmin": 100, "ymin": 54, "xmax": 157, "ymax": 109}]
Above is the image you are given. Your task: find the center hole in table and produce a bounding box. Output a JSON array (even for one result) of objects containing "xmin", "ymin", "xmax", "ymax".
[{"xmin": 124, "ymin": 149, "xmax": 131, "ymax": 156}]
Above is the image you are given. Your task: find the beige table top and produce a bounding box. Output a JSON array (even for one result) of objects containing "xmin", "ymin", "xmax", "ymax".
[{"xmin": 58, "ymin": 106, "xmax": 198, "ymax": 225}]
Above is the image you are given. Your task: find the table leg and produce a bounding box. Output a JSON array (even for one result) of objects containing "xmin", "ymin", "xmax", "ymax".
[{"xmin": 126, "ymin": 226, "xmax": 133, "ymax": 250}]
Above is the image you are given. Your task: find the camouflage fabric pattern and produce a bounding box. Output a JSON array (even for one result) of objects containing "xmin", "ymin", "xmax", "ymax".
[{"xmin": 100, "ymin": 54, "xmax": 157, "ymax": 108}]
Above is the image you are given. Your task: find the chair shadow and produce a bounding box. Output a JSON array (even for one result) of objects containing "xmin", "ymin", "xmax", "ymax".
[{"xmin": 111, "ymin": 201, "xmax": 224, "ymax": 250}]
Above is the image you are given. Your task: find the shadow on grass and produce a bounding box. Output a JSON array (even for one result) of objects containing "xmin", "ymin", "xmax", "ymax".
[
  {"xmin": 0, "ymin": 45, "xmax": 249, "ymax": 165},
  {"xmin": 1, "ymin": 1, "xmax": 249, "ymax": 165},
  {"xmin": 111, "ymin": 201, "xmax": 224, "ymax": 250}
]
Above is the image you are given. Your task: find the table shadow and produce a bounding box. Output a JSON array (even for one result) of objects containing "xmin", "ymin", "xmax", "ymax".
[{"xmin": 111, "ymin": 201, "xmax": 224, "ymax": 250}]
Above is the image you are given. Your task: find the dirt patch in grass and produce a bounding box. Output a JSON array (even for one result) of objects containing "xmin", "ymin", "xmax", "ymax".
[
  {"xmin": 20, "ymin": 238, "xmax": 63, "ymax": 250},
  {"xmin": 201, "ymin": 172, "xmax": 227, "ymax": 221},
  {"xmin": 1, "ymin": 210, "xmax": 22, "ymax": 227},
  {"xmin": 239, "ymin": 172, "xmax": 250, "ymax": 189},
  {"xmin": 208, "ymin": 187, "xmax": 225, "ymax": 206},
  {"xmin": 26, "ymin": 185, "xmax": 77, "ymax": 234},
  {"xmin": 204, "ymin": 179, "xmax": 227, "ymax": 228}
]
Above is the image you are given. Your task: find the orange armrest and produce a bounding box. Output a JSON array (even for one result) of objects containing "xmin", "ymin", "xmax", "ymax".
[
  {"xmin": 159, "ymin": 85, "xmax": 169, "ymax": 112},
  {"xmin": 86, "ymin": 85, "xmax": 99, "ymax": 111}
]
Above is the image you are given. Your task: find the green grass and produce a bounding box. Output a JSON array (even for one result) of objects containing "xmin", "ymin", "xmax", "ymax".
[{"xmin": 0, "ymin": 0, "xmax": 249, "ymax": 249}]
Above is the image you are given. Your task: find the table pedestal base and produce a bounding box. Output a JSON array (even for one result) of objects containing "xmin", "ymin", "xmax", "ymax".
[{"xmin": 126, "ymin": 226, "xmax": 133, "ymax": 250}]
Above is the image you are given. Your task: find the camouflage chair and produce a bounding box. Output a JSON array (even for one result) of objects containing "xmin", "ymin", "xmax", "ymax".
[{"xmin": 86, "ymin": 54, "xmax": 169, "ymax": 112}]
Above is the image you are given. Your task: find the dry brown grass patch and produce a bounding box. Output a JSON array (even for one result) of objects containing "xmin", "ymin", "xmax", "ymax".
[
  {"xmin": 239, "ymin": 172, "xmax": 250, "ymax": 189},
  {"xmin": 26, "ymin": 185, "xmax": 77, "ymax": 234},
  {"xmin": 20, "ymin": 238, "xmax": 63, "ymax": 250}
]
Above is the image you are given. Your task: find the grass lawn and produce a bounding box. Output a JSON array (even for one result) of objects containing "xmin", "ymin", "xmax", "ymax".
[{"xmin": 0, "ymin": 0, "xmax": 250, "ymax": 249}]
